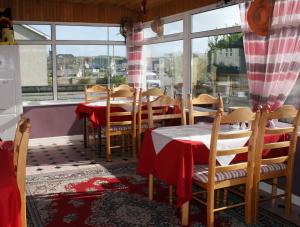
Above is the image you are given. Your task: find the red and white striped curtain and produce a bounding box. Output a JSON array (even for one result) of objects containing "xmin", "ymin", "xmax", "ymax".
[
  {"xmin": 240, "ymin": 0, "xmax": 300, "ymax": 111},
  {"xmin": 127, "ymin": 22, "xmax": 144, "ymax": 88}
]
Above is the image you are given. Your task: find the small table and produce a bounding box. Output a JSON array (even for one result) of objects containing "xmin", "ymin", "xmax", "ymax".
[{"xmin": 0, "ymin": 142, "xmax": 22, "ymax": 227}]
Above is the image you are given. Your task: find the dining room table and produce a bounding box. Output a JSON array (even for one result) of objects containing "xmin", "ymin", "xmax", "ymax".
[
  {"xmin": 0, "ymin": 140, "xmax": 22, "ymax": 227},
  {"xmin": 137, "ymin": 122, "xmax": 287, "ymax": 225}
]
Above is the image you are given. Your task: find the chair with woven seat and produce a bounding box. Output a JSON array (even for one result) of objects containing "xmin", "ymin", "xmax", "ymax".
[
  {"xmin": 84, "ymin": 84, "xmax": 108, "ymax": 148},
  {"xmin": 252, "ymin": 105, "xmax": 300, "ymax": 222},
  {"xmin": 192, "ymin": 107, "xmax": 260, "ymax": 227},
  {"xmin": 105, "ymin": 88, "xmax": 137, "ymax": 162},
  {"xmin": 137, "ymin": 87, "xmax": 166, "ymax": 151},
  {"xmin": 188, "ymin": 93, "xmax": 223, "ymax": 125},
  {"xmin": 13, "ymin": 116, "xmax": 31, "ymax": 227}
]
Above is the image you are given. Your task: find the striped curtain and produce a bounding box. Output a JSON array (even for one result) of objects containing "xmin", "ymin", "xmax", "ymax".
[
  {"xmin": 240, "ymin": 0, "xmax": 300, "ymax": 111},
  {"xmin": 127, "ymin": 22, "xmax": 144, "ymax": 88}
]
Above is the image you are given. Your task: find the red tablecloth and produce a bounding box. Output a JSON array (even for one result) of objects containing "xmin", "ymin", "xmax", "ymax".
[
  {"xmin": 137, "ymin": 128, "xmax": 287, "ymax": 207},
  {"xmin": 76, "ymin": 102, "xmax": 126, "ymax": 128},
  {"xmin": 0, "ymin": 143, "xmax": 21, "ymax": 227}
]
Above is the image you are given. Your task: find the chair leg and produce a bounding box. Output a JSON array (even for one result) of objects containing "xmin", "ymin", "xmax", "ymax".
[
  {"xmin": 285, "ymin": 176, "xmax": 292, "ymax": 216},
  {"xmin": 169, "ymin": 185, "xmax": 173, "ymax": 205},
  {"xmin": 148, "ymin": 174, "xmax": 153, "ymax": 201},
  {"xmin": 21, "ymin": 192, "xmax": 27, "ymax": 227},
  {"xmin": 272, "ymin": 178, "xmax": 278, "ymax": 206},
  {"xmin": 245, "ymin": 184, "xmax": 253, "ymax": 225},
  {"xmin": 181, "ymin": 201, "xmax": 189, "ymax": 226},
  {"xmin": 252, "ymin": 181, "xmax": 260, "ymax": 223},
  {"xmin": 207, "ymin": 190, "xmax": 215, "ymax": 227},
  {"xmin": 106, "ymin": 134, "xmax": 111, "ymax": 162},
  {"xmin": 223, "ymin": 188, "xmax": 228, "ymax": 206},
  {"xmin": 132, "ymin": 133, "xmax": 136, "ymax": 159},
  {"xmin": 216, "ymin": 189, "xmax": 220, "ymax": 208}
]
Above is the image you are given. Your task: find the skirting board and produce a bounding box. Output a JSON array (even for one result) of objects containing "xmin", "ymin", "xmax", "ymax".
[{"xmin": 29, "ymin": 134, "xmax": 83, "ymax": 146}]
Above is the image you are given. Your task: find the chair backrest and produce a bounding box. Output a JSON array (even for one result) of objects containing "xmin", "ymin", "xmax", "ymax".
[
  {"xmin": 13, "ymin": 116, "xmax": 31, "ymax": 192},
  {"xmin": 112, "ymin": 84, "xmax": 134, "ymax": 92},
  {"xmin": 147, "ymin": 94, "xmax": 186, "ymax": 128},
  {"xmin": 254, "ymin": 105, "xmax": 300, "ymax": 181},
  {"xmin": 84, "ymin": 84, "xmax": 107, "ymax": 102},
  {"xmin": 188, "ymin": 93, "xmax": 224, "ymax": 125},
  {"xmin": 141, "ymin": 87, "xmax": 165, "ymax": 97},
  {"xmin": 106, "ymin": 88, "xmax": 137, "ymax": 129},
  {"xmin": 207, "ymin": 107, "xmax": 259, "ymax": 188}
]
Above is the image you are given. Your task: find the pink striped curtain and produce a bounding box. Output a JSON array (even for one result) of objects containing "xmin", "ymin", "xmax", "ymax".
[
  {"xmin": 127, "ymin": 22, "xmax": 144, "ymax": 88},
  {"xmin": 240, "ymin": 0, "xmax": 300, "ymax": 111}
]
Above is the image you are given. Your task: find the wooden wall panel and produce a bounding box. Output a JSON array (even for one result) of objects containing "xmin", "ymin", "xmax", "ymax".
[
  {"xmin": 145, "ymin": 0, "xmax": 218, "ymax": 21},
  {"xmin": 0, "ymin": 0, "xmax": 136, "ymax": 24}
]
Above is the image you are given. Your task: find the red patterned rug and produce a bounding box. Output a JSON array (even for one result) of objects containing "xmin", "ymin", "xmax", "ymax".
[{"xmin": 26, "ymin": 162, "xmax": 297, "ymax": 226}]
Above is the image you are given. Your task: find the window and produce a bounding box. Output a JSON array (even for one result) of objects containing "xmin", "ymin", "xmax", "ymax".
[
  {"xmin": 143, "ymin": 20, "xmax": 183, "ymax": 39},
  {"xmin": 56, "ymin": 25, "xmax": 108, "ymax": 40},
  {"xmin": 19, "ymin": 45, "xmax": 53, "ymax": 101},
  {"xmin": 191, "ymin": 5, "xmax": 247, "ymax": 109},
  {"xmin": 143, "ymin": 40, "xmax": 183, "ymax": 98},
  {"xmin": 14, "ymin": 24, "xmax": 51, "ymax": 40},
  {"xmin": 14, "ymin": 23, "xmax": 126, "ymax": 102},
  {"xmin": 191, "ymin": 34, "xmax": 248, "ymax": 108},
  {"xmin": 192, "ymin": 5, "xmax": 241, "ymax": 33}
]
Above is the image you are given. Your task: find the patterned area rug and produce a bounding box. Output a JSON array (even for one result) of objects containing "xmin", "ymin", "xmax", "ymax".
[{"xmin": 26, "ymin": 161, "xmax": 297, "ymax": 227}]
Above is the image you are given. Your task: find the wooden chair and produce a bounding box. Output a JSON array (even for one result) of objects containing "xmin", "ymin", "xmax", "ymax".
[
  {"xmin": 188, "ymin": 93, "xmax": 223, "ymax": 125},
  {"xmin": 252, "ymin": 105, "xmax": 300, "ymax": 222},
  {"xmin": 137, "ymin": 87, "xmax": 166, "ymax": 151},
  {"xmin": 192, "ymin": 107, "xmax": 260, "ymax": 227},
  {"xmin": 147, "ymin": 94, "xmax": 186, "ymax": 129},
  {"xmin": 112, "ymin": 84, "xmax": 134, "ymax": 92},
  {"xmin": 105, "ymin": 88, "xmax": 137, "ymax": 162},
  {"xmin": 84, "ymin": 84, "xmax": 108, "ymax": 148},
  {"xmin": 13, "ymin": 116, "xmax": 31, "ymax": 227}
]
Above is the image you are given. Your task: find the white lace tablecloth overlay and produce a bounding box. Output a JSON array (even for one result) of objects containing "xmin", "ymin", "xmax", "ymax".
[{"xmin": 151, "ymin": 122, "xmax": 250, "ymax": 166}]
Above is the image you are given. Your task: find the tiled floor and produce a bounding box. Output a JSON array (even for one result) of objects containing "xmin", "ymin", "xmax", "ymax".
[
  {"xmin": 26, "ymin": 137, "xmax": 300, "ymax": 226},
  {"xmin": 27, "ymin": 138, "xmax": 133, "ymax": 176}
]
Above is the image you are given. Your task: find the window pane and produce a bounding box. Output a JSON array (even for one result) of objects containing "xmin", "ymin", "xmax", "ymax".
[
  {"xmin": 164, "ymin": 20, "xmax": 183, "ymax": 35},
  {"xmin": 20, "ymin": 45, "xmax": 53, "ymax": 101},
  {"xmin": 109, "ymin": 27, "xmax": 124, "ymax": 41},
  {"xmin": 56, "ymin": 25, "xmax": 107, "ymax": 40},
  {"xmin": 14, "ymin": 24, "xmax": 51, "ymax": 40},
  {"xmin": 285, "ymin": 77, "xmax": 300, "ymax": 107},
  {"xmin": 191, "ymin": 33, "xmax": 248, "ymax": 109},
  {"xmin": 56, "ymin": 45, "xmax": 110, "ymax": 100},
  {"xmin": 143, "ymin": 40, "xmax": 183, "ymax": 97},
  {"xmin": 143, "ymin": 27, "xmax": 156, "ymax": 39},
  {"xmin": 192, "ymin": 5, "xmax": 241, "ymax": 33},
  {"xmin": 109, "ymin": 45, "xmax": 128, "ymax": 86}
]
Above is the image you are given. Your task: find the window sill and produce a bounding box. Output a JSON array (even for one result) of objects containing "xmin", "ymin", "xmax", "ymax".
[{"xmin": 22, "ymin": 100, "xmax": 82, "ymax": 107}]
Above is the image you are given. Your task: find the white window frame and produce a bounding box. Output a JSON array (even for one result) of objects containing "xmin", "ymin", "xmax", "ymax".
[{"xmin": 14, "ymin": 21, "xmax": 126, "ymax": 106}]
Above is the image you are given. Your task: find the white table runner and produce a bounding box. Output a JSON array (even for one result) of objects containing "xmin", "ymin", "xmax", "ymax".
[{"xmin": 151, "ymin": 122, "xmax": 250, "ymax": 166}]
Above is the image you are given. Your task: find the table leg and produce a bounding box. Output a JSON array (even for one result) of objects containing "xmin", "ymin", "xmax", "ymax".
[
  {"xmin": 181, "ymin": 201, "xmax": 189, "ymax": 226},
  {"xmin": 148, "ymin": 174, "xmax": 153, "ymax": 201},
  {"xmin": 83, "ymin": 114, "xmax": 87, "ymax": 148}
]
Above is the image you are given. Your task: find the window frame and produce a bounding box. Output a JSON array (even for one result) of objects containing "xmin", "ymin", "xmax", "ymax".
[{"xmin": 14, "ymin": 21, "xmax": 126, "ymax": 106}]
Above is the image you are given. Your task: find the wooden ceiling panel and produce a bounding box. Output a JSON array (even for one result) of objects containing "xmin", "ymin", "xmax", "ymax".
[{"xmin": 45, "ymin": 0, "xmax": 175, "ymax": 12}]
